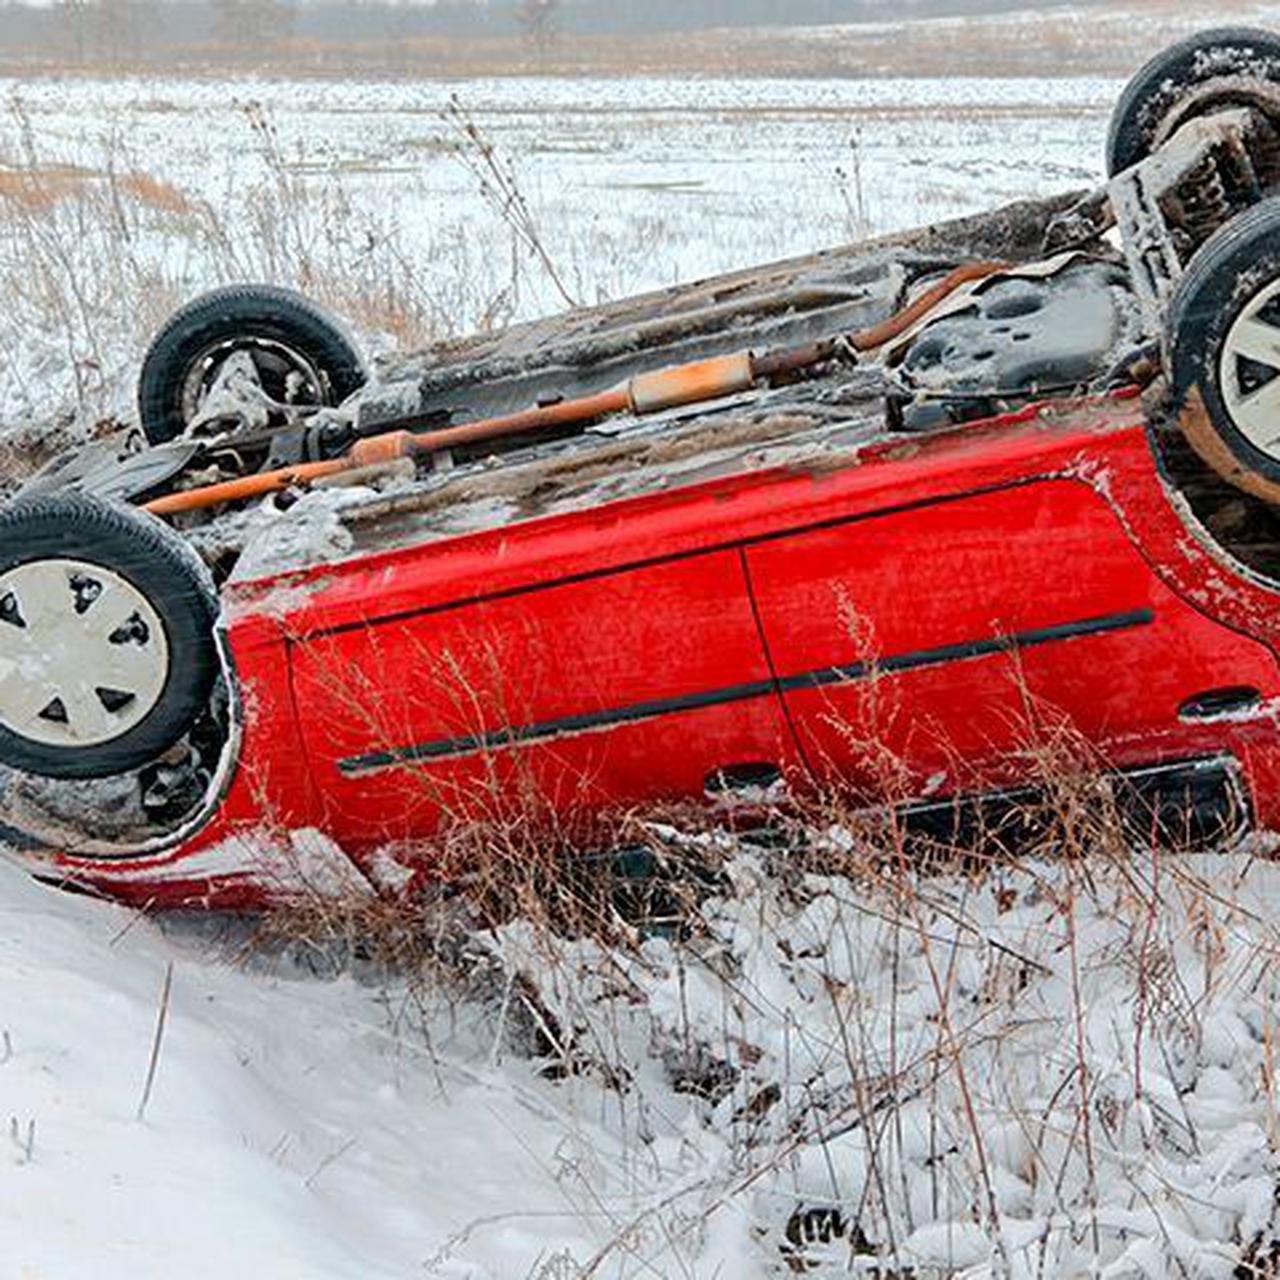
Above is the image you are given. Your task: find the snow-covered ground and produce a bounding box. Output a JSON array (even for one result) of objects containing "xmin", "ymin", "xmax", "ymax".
[
  {"xmin": 7, "ymin": 835, "xmax": 1280, "ymax": 1277},
  {"xmin": 0, "ymin": 72, "xmax": 1110, "ymax": 274},
  {"xmin": 6, "ymin": 47, "xmax": 1280, "ymax": 1280}
]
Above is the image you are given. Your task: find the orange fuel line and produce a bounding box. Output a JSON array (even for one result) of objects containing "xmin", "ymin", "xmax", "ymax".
[
  {"xmin": 143, "ymin": 388, "xmax": 628, "ymax": 515},
  {"xmin": 143, "ymin": 262, "xmax": 1010, "ymax": 517},
  {"xmin": 143, "ymin": 458, "xmax": 350, "ymax": 515}
]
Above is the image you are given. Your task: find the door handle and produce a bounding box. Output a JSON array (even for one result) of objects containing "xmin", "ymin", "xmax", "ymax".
[{"xmin": 1178, "ymin": 686, "xmax": 1263, "ymax": 720}]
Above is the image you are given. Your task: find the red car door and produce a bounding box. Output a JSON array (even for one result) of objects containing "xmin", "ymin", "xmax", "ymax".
[
  {"xmin": 743, "ymin": 477, "xmax": 1280, "ymax": 798},
  {"xmin": 288, "ymin": 539, "xmax": 792, "ymax": 856}
]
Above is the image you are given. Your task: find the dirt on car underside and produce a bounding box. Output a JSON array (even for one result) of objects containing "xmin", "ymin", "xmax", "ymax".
[
  {"xmin": 200, "ymin": 191, "xmax": 1124, "ymax": 580},
  {"xmin": 362, "ymin": 190, "xmax": 1087, "ymax": 428}
]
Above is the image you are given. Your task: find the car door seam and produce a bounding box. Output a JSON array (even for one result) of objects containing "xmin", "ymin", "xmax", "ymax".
[{"xmin": 738, "ymin": 545, "xmax": 815, "ymax": 777}]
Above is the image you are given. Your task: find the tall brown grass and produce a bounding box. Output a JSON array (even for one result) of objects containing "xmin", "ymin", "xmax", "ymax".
[{"xmin": 0, "ymin": 93, "xmax": 579, "ymax": 493}]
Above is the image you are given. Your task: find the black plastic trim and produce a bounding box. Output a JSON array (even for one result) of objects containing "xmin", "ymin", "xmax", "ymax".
[
  {"xmin": 338, "ymin": 607, "xmax": 1155, "ymax": 775},
  {"xmin": 898, "ymin": 752, "xmax": 1249, "ymax": 854}
]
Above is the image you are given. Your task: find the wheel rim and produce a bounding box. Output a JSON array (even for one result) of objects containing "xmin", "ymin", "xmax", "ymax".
[
  {"xmin": 1150, "ymin": 80, "xmax": 1280, "ymax": 153},
  {"xmin": 178, "ymin": 336, "xmax": 327, "ymax": 427},
  {"xmin": 0, "ymin": 559, "xmax": 170, "ymax": 749},
  {"xmin": 1219, "ymin": 276, "xmax": 1280, "ymax": 458}
]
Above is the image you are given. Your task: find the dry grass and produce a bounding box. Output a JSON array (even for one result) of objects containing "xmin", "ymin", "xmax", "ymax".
[
  {"xmin": 113, "ymin": 171, "xmax": 195, "ymax": 217},
  {"xmin": 0, "ymin": 162, "xmax": 96, "ymax": 210},
  {"xmin": 0, "ymin": 92, "xmax": 583, "ymax": 487},
  {"xmin": 234, "ymin": 722, "xmax": 1271, "ymax": 1273},
  {"xmin": 214, "ymin": 608, "xmax": 1280, "ymax": 1275}
]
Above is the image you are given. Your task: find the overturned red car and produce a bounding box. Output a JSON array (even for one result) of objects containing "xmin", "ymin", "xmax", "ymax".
[{"xmin": 7, "ymin": 27, "xmax": 1280, "ymax": 906}]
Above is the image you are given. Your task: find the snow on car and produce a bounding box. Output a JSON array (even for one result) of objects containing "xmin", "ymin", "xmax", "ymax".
[{"xmin": 8, "ymin": 26, "xmax": 1280, "ymax": 906}]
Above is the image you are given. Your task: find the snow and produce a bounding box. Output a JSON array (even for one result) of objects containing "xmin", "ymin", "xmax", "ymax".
[
  {"xmin": 0, "ymin": 854, "xmax": 615, "ymax": 1278},
  {"xmin": 4, "ymin": 22, "xmax": 1280, "ymax": 1279},
  {"xmin": 6, "ymin": 834, "xmax": 1280, "ymax": 1276}
]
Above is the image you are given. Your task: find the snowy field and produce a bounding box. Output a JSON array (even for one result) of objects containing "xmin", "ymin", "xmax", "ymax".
[
  {"xmin": 8, "ymin": 61, "xmax": 1280, "ymax": 1279},
  {"xmin": 0, "ymin": 72, "xmax": 1111, "ymax": 286},
  {"xmin": 0, "ymin": 73, "xmax": 1112, "ymax": 452}
]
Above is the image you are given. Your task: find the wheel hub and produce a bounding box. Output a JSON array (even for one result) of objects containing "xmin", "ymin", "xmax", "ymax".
[
  {"xmin": 1219, "ymin": 276, "xmax": 1280, "ymax": 457},
  {"xmin": 180, "ymin": 337, "xmax": 326, "ymax": 432},
  {"xmin": 0, "ymin": 559, "xmax": 170, "ymax": 749}
]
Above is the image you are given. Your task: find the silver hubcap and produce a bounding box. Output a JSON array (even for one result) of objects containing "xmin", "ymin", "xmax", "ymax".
[
  {"xmin": 1220, "ymin": 277, "xmax": 1280, "ymax": 457},
  {"xmin": 0, "ymin": 559, "xmax": 169, "ymax": 749}
]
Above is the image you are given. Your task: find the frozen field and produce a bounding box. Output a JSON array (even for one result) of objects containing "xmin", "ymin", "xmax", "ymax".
[
  {"xmin": 0, "ymin": 73, "xmax": 1113, "ymax": 288},
  {"xmin": 0, "ymin": 73, "xmax": 1114, "ymax": 448}
]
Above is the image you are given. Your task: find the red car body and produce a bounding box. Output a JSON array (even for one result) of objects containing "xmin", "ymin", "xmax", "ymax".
[{"xmin": 29, "ymin": 389, "xmax": 1280, "ymax": 906}]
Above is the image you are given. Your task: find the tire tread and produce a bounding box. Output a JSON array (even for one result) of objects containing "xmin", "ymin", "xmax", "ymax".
[
  {"xmin": 138, "ymin": 283, "xmax": 366, "ymax": 445},
  {"xmin": 1106, "ymin": 25, "xmax": 1280, "ymax": 176}
]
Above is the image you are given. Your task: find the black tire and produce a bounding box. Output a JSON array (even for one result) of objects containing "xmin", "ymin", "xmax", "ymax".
[
  {"xmin": 0, "ymin": 493, "xmax": 219, "ymax": 779},
  {"xmin": 138, "ymin": 283, "xmax": 367, "ymax": 445},
  {"xmin": 1169, "ymin": 197, "xmax": 1280, "ymax": 494},
  {"xmin": 1106, "ymin": 26, "xmax": 1280, "ymax": 177}
]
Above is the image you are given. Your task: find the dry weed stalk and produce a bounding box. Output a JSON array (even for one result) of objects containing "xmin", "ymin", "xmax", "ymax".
[
  {"xmin": 441, "ymin": 95, "xmax": 578, "ymax": 315},
  {"xmin": 0, "ymin": 94, "xmax": 551, "ymax": 466}
]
